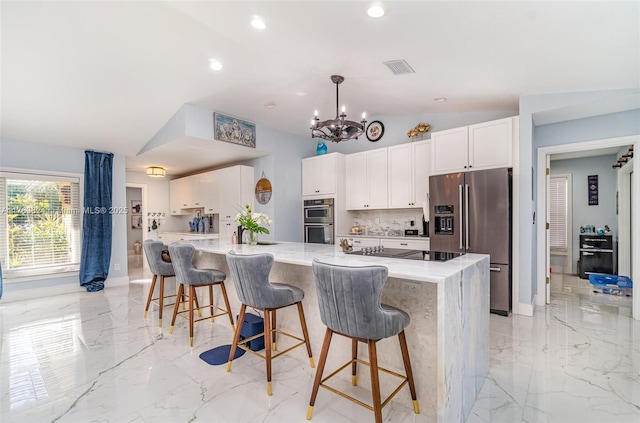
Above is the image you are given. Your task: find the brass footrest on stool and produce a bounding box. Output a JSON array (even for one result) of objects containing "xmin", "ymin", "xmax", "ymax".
[{"xmin": 313, "ymin": 358, "xmax": 417, "ymax": 414}]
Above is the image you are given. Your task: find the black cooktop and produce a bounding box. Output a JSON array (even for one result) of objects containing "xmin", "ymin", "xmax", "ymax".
[{"xmin": 348, "ymin": 247, "xmax": 463, "ymax": 262}]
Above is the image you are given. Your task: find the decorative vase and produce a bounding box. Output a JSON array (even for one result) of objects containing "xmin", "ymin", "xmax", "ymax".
[
  {"xmin": 248, "ymin": 230, "xmax": 258, "ymax": 246},
  {"xmin": 316, "ymin": 141, "xmax": 327, "ymax": 155}
]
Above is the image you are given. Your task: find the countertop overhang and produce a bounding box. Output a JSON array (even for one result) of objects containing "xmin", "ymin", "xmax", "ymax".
[{"xmin": 184, "ymin": 239, "xmax": 488, "ymax": 284}]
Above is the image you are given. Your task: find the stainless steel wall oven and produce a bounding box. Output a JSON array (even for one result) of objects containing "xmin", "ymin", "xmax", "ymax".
[{"xmin": 303, "ymin": 198, "xmax": 334, "ymax": 244}]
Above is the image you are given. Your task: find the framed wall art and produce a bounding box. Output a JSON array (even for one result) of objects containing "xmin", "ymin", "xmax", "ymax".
[
  {"xmin": 131, "ymin": 200, "xmax": 142, "ymax": 214},
  {"xmin": 213, "ymin": 112, "xmax": 256, "ymax": 148}
]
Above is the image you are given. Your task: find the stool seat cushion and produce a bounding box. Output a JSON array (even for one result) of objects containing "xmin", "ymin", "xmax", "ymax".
[
  {"xmin": 169, "ymin": 244, "xmax": 226, "ymax": 286},
  {"xmin": 226, "ymin": 252, "xmax": 304, "ymax": 309},
  {"xmin": 312, "ymin": 259, "xmax": 410, "ymax": 340}
]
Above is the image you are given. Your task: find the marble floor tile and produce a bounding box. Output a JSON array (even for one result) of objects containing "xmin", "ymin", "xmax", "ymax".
[{"xmin": 1, "ymin": 271, "xmax": 638, "ymax": 422}]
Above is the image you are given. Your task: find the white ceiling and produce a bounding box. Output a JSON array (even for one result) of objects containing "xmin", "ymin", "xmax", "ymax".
[{"xmin": 1, "ymin": 1, "xmax": 639, "ymax": 175}]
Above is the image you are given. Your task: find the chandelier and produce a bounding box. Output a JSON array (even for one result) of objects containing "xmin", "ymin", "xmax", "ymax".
[{"xmin": 310, "ymin": 75, "xmax": 366, "ymax": 143}]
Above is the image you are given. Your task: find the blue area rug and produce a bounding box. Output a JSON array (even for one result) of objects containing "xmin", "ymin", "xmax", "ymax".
[{"xmin": 199, "ymin": 344, "xmax": 245, "ymax": 365}]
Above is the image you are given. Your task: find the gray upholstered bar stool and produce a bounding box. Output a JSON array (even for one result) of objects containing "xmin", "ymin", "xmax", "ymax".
[
  {"xmin": 308, "ymin": 259, "xmax": 419, "ymax": 423},
  {"xmin": 142, "ymin": 240, "xmax": 177, "ymax": 327},
  {"xmin": 168, "ymin": 243, "xmax": 235, "ymax": 347},
  {"xmin": 225, "ymin": 251, "xmax": 314, "ymax": 396}
]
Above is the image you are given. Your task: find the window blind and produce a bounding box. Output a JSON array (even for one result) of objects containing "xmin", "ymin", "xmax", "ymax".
[
  {"xmin": 549, "ymin": 176, "xmax": 569, "ymax": 251},
  {"xmin": 1, "ymin": 174, "xmax": 81, "ymax": 278}
]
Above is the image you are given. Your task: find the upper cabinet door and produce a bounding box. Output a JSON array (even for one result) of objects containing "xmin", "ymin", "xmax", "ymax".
[
  {"xmin": 388, "ymin": 144, "xmax": 413, "ymax": 208},
  {"xmin": 468, "ymin": 117, "xmax": 513, "ymax": 171},
  {"xmin": 169, "ymin": 177, "xmax": 190, "ymax": 215},
  {"xmin": 367, "ymin": 149, "xmax": 388, "ymax": 209},
  {"xmin": 412, "ymin": 140, "xmax": 431, "ymax": 207},
  {"xmin": 430, "ymin": 127, "xmax": 469, "ymax": 175},
  {"xmin": 388, "ymin": 141, "xmax": 431, "ymax": 209},
  {"xmin": 216, "ymin": 165, "xmax": 254, "ymax": 220},
  {"xmin": 345, "ymin": 152, "xmax": 368, "ymax": 209},
  {"xmin": 302, "ymin": 154, "xmax": 337, "ymax": 196}
]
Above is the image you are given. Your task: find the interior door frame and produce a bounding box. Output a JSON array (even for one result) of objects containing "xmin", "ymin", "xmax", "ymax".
[{"xmin": 536, "ymin": 135, "xmax": 639, "ymax": 320}]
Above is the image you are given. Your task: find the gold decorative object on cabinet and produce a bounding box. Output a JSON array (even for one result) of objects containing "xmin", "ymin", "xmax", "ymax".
[{"xmin": 407, "ymin": 122, "xmax": 430, "ymax": 139}]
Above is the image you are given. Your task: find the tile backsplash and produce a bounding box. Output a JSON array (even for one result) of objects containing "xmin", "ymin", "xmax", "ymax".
[{"xmin": 348, "ymin": 209, "xmax": 426, "ymax": 236}]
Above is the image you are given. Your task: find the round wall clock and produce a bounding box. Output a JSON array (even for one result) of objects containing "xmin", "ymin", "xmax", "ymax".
[{"xmin": 366, "ymin": 121, "xmax": 384, "ymax": 142}]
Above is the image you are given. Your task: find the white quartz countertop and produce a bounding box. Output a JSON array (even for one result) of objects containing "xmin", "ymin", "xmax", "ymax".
[{"xmin": 184, "ymin": 239, "xmax": 487, "ymax": 284}]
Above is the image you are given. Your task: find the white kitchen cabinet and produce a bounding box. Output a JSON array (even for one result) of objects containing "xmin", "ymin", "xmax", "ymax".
[
  {"xmin": 346, "ymin": 149, "xmax": 388, "ymax": 210},
  {"xmin": 431, "ymin": 116, "xmax": 516, "ymax": 175},
  {"xmin": 302, "ymin": 153, "xmax": 339, "ymax": 196},
  {"xmin": 388, "ymin": 140, "xmax": 431, "ymax": 209},
  {"xmin": 467, "ymin": 117, "xmax": 513, "ymax": 171},
  {"xmin": 216, "ymin": 165, "xmax": 254, "ymax": 221},
  {"xmin": 430, "ymin": 126, "xmax": 469, "ymax": 174},
  {"xmin": 169, "ymin": 177, "xmax": 191, "ymax": 215},
  {"xmin": 349, "ymin": 237, "xmax": 380, "ymax": 250},
  {"xmin": 197, "ymin": 171, "xmax": 217, "ymax": 214},
  {"xmin": 384, "ymin": 238, "xmax": 430, "ymax": 251},
  {"xmin": 169, "ymin": 172, "xmax": 216, "ymax": 215},
  {"xmin": 219, "ymin": 220, "xmax": 237, "ymax": 243}
]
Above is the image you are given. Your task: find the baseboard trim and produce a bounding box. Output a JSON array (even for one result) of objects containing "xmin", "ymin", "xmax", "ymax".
[
  {"xmin": 1, "ymin": 276, "xmax": 130, "ymax": 303},
  {"xmin": 517, "ymin": 299, "xmax": 535, "ymax": 317}
]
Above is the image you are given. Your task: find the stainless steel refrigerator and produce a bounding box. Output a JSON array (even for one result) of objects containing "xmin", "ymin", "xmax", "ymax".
[{"xmin": 429, "ymin": 167, "xmax": 512, "ymax": 315}]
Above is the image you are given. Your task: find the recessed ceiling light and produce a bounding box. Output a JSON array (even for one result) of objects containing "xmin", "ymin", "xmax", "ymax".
[
  {"xmin": 251, "ymin": 16, "xmax": 266, "ymax": 29},
  {"xmin": 209, "ymin": 58, "xmax": 223, "ymax": 71},
  {"xmin": 434, "ymin": 97, "xmax": 447, "ymax": 102},
  {"xmin": 264, "ymin": 101, "xmax": 276, "ymax": 109},
  {"xmin": 367, "ymin": 5, "xmax": 385, "ymax": 18}
]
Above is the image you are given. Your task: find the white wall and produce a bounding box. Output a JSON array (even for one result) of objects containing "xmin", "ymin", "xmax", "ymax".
[{"xmin": 550, "ymin": 155, "xmax": 618, "ymax": 274}]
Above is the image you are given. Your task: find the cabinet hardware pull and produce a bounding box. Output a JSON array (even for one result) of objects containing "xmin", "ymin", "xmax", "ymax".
[{"xmin": 490, "ymin": 267, "xmax": 501, "ymax": 272}]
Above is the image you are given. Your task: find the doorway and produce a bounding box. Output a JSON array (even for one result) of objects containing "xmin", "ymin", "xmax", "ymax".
[
  {"xmin": 536, "ymin": 135, "xmax": 639, "ymax": 320},
  {"xmin": 125, "ymin": 183, "xmax": 148, "ymax": 275}
]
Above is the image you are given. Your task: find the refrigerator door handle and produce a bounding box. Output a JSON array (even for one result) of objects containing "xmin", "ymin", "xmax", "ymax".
[
  {"xmin": 490, "ymin": 267, "xmax": 502, "ymax": 272},
  {"xmin": 459, "ymin": 184, "xmax": 464, "ymax": 249},
  {"xmin": 465, "ymin": 183, "xmax": 470, "ymax": 250}
]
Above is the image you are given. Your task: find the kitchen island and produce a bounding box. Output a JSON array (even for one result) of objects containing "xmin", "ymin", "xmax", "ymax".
[{"xmin": 185, "ymin": 239, "xmax": 489, "ymax": 423}]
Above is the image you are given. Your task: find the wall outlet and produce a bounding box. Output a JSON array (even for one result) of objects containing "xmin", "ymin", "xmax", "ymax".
[{"xmin": 114, "ymin": 263, "xmax": 120, "ymax": 270}]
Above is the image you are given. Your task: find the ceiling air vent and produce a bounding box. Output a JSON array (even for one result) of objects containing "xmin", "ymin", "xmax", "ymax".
[{"xmin": 383, "ymin": 59, "xmax": 415, "ymax": 75}]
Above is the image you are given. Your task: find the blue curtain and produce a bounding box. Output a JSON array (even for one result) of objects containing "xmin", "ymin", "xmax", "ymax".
[{"xmin": 79, "ymin": 151, "xmax": 113, "ymax": 292}]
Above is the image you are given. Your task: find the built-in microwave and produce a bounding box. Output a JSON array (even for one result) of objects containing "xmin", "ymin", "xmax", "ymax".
[{"xmin": 303, "ymin": 198, "xmax": 334, "ymax": 224}]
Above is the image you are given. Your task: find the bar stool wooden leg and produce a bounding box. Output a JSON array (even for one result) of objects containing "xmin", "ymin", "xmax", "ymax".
[
  {"xmin": 351, "ymin": 339, "xmax": 358, "ymax": 386},
  {"xmin": 297, "ymin": 302, "xmax": 315, "ymax": 368},
  {"xmin": 209, "ymin": 285, "xmax": 215, "ymax": 321},
  {"xmin": 368, "ymin": 339, "xmax": 383, "ymax": 423},
  {"xmin": 307, "ymin": 328, "xmax": 333, "ymax": 420},
  {"xmin": 264, "ymin": 308, "xmax": 273, "ymax": 395},
  {"xmin": 227, "ymin": 304, "xmax": 246, "ymax": 372},
  {"xmin": 158, "ymin": 275, "xmax": 165, "ymax": 327},
  {"xmin": 398, "ymin": 330, "xmax": 419, "ymax": 414},
  {"xmin": 169, "ymin": 284, "xmax": 184, "ymax": 334},
  {"xmin": 271, "ymin": 309, "xmax": 277, "ymax": 351},
  {"xmin": 144, "ymin": 275, "xmax": 158, "ymax": 318},
  {"xmin": 193, "ymin": 290, "xmax": 202, "ymax": 318},
  {"xmin": 189, "ymin": 285, "xmax": 196, "ymax": 347},
  {"xmin": 219, "ymin": 281, "xmax": 235, "ymax": 331}
]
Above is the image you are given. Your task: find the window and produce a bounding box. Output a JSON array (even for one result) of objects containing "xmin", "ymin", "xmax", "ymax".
[
  {"xmin": 549, "ymin": 174, "xmax": 571, "ymax": 252},
  {"xmin": 0, "ymin": 171, "xmax": 81, "ymax": 278}
]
